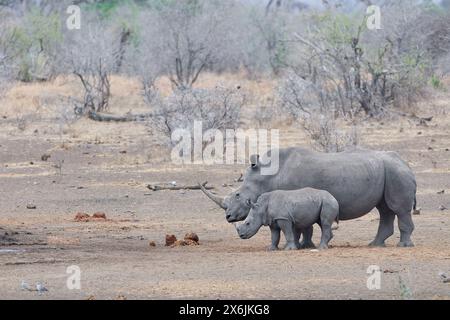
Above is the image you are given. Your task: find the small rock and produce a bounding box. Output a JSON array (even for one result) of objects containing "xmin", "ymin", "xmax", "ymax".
[
  {"xmin": 184, "ymin": 232, "xmax": 199, "ymax": 243},
  {"xmin": 171, "ymin": 240, "xmax": 188, "ymax": 247},
  {"xmin": 439, "ymin": 205, "xmax": 447, "ymax": 211},
  {"xmin": 92, "ymin": 212, "xmax": 106, "ymax": 219},
  {"xmin": 165, "ymin": 234, "xmax": 177, "ymax": 246},
  {"xmin": 184, "ymin": 239, "xmax": 199, "ymax": 246},
  {"xmin": 26, "ymin": 204, "xmax": 36, "ymax": 210},
  {"xmin": 41, "ymin": 154, "xmax": 51, "ymax": 161},
  {"xmin": 310, "ymin": 249, "xmax": 319, "ymax": 252},
  {"xmin": 149, "ymin": 241, "xmax": 156, "ymax": 247},
  {"xmin": 437, "ymin": 190, "xmax": 445, "ymax": 194},
  {"xmin": 86, "ymin": 295, "xmax": 96, "ymax": 300},
  {"xmin": 119, "ymin": 150, "xmax": 127, "ymax": 154},
  {"xmin": 439, "ymin": 272, "xmax": 450, "ymax": 283},
  {"xmin": 29, "ymin": 161, "xmax": 34, "ymax": 165},
  {"xmin": 115, "ymin": 295, "xmax": 127, "ymax": 300},
  {"xmin": 417, "ymin": 131, "xmax": 422, "ymax": 135},
  {"xmin": 383, "ymin": 269, "xmax": 398, "ymax": 274},
  {"xmin": 74, "ymin": 212, "xmax": 90, "ymax": 222}
]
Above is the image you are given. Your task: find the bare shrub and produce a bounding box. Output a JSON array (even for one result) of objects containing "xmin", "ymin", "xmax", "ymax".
[
  {"xmin": 278, "ymin": 71, "xmax": 328, "ymax": 118},
  {"xmin": 61, "ymin": 17, "xmax": 118, "ymax": 113},
  {"xmin": 253, "ymin": 102, "xmax": 278, "ymax": 128},
  {"xmin": 302, "ymin": 113, "xmax": 360, "ymax": 153},
  {"xmin": 280, "ymin": 3, "xmax": 442, "ymax": 119},
  {"xmin": 150, "ymin": 86, "xmax": 244, "ymax": 142}
]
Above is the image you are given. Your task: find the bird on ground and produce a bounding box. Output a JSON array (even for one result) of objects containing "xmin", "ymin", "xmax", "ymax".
[
  {"xmin": 21, "ymin": 280, "xmax": 32, "ymax": 291},
  {"xmin": 36, "ymin": 282, "xmax": 48, "ymax": 295}
]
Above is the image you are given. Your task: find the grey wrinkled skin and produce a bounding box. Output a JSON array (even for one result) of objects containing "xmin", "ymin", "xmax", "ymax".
[
  {"xmin": 236, "ymin": 188, "xmax": 339, "ymax": 250},
  {"xmin": 200, "ymin": 147, "xmax": 417, "ymax": 248}
]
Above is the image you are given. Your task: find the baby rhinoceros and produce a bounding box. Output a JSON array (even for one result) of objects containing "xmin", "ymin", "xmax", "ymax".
[{"xmin": 236, "ymin": 188, "xmax": 339, "ymax": 250}]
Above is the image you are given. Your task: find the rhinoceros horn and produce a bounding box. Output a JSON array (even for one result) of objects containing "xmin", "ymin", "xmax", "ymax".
[{"xmin": 199, "ymin": 183, "xmax": 227, "ymax": 210}]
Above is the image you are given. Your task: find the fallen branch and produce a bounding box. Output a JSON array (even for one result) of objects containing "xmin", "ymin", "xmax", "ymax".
[
  {"xmin": 88, "ymin": 111, "xmax": 153, "ymax": 122},
  {"xmin": 147, "ymin": 181, "xmax": 214, "ymax": 191},
  {"xmin": 378, "ymin": 107, "xmax": 433, "ymax": 125},
  {"xmin": 4, "ymin": 258, "xmax": 76, "ymax": 266}
]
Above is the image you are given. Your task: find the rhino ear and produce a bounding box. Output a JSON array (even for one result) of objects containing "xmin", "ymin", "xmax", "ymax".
[
  {"xmin": 247, "ymin": 199, "xmax": 258, "ymax": 209},
  {"xmin": 250, "ymin": 154, "xmax": 260, "ymax": 169}
]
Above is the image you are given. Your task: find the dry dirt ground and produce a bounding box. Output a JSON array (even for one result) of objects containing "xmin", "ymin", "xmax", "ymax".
[{"xmin": 0, "ymin": 75, "xmax": 450, "ymax": 300}]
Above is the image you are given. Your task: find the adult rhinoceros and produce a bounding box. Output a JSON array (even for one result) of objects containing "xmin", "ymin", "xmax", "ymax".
[{"xmin": 200, "ymin": 147, "xmax": 417, "ymax": 247}]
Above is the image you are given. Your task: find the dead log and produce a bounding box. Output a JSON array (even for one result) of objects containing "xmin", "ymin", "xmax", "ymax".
[
  {"xmin": 147, "ymin": 181, "xmax": 214, "ymax": 191},
  {"xmin": 88, "ymin": 111, "xmax": 153, "ymax": 122}
]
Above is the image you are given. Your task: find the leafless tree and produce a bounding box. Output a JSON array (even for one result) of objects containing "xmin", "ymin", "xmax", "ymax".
[
  {"xmin": 146, "ymin": 0, "xmax": 235, "ymax": 89},
  {"xmin": 62, "ymin": 18, "xmax": 119, "ymax": 113},
  {"xmin": 0, "ymin": 9, "xmax": 15, "ymax": 98}
]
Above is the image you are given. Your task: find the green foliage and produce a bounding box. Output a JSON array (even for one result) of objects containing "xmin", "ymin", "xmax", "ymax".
[
  {"xmin": 430, "ymin": 74, "xmax": 444, "ymax": 89},
  {"xmin": 11, "ymin": 8, "xmax": 62, "ymax": 81},
  {"xmin": 313, "ymin": 11, "xmax": 363, "ymax": 47},
  {"xmin": 422, "ymin": 0, "xmax": 445, "ymax": 14},
  {"xmin": 84, "ymin": 0, "xmax": 125, "ymax": 18},
  {"xmin": 398, "ymin": 276, "xmax": 413, "ymax": 300}
]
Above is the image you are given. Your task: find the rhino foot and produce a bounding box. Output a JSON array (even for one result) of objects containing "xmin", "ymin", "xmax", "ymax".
[
  {"xmin": 299, "ymin": 241, "xmax": 316, "ymax": 249},
  {"xmin": 268, "ymin": 245, "xmax": 279, "ymax": 251},
  {"xmin": 397, "ymin": 241, "xmax": 414, "ymax": 247},
  {"xmin": 284, "ymin": 243, "xmax": 298, "ymax": 250},
  {"xmin": 368, "ymin": 241, "xmax": 386, "ymax": 247}
]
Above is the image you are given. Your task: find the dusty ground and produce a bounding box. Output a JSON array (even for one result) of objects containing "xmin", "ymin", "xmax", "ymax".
[{"xmin": 0, "ymin": 75, "xmax": 450, "ymax": 300}]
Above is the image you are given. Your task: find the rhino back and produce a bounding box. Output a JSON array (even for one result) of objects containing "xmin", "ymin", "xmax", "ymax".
[{"xmin": 265, "ymin": 189, "xmax": 326, "ymax": 227}]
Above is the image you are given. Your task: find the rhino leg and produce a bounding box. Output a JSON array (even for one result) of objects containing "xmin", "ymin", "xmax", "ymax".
[
  {"xmin": 269, "ymin": 225, "xmax": 281, "ymax": 251},
  {"xmin": 293, "ymin": 227, "xmax": 302, "ymax": 249},
  {"xmin": 369, "ymin": 199, "xmax": 395, "ymax": 247},
  {"xmin": 397, "ymin": 212, "xmax": 415, "ymax": 247},
  {"xmin": 381, "ymin": 152, "xmax": 416, "ymax": 247},
  {"xmin": 318, "ymin": 201, "xmax": 338, "ymax": 249},
  {"xmin": 299, "ymin": 226, "xmax": 316, "ymax": 249},
  {"xmin": 277, "ymin": 220, "xmax": 298, "ymax": 250},
  {"xmin": 318, "ymin": 225, "xmax": 332, "ymax": 250}
]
